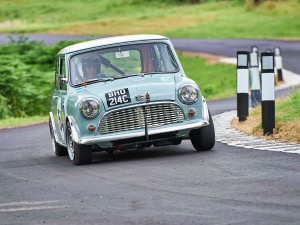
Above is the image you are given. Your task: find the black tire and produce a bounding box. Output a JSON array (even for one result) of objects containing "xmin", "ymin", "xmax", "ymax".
[
  {"xmin": 66, "ymin": 122, "xmax": 92, "ymax": 165},
  {"xmin": 190, "ymin": 110, "xmax": 215, "ymax": 151},
  {"xmin": 49, "ymin": 118, "xmax": 68, "ymax": 156}
]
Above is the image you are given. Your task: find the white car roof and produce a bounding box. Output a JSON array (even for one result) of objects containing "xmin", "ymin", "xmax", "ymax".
[{"xmin": 58, "ymin": 34, "xmax": 169, "ymax": 55}]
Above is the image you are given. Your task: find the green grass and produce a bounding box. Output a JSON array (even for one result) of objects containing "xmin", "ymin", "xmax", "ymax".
[
  {"xmin": 178, "ymin": 53, "xmax": 236, "ymax": 100},
  {"xmin": 233, "ymin": 89, "xmax": 300, "ymax": 143},
  {"xmin": 276, "ymin": 90, "xmax": 300, "ymax": 122},
  {"xmin": 0, "ymin": 0, "xmax": 299, "ymax": 39},
  {"xmin": 0, "ymin": 115, "xmax": 48, "ymax": 129},
  {"xmin": 164, "ymin": 1, "xmax": 300, "ymax": 39}
]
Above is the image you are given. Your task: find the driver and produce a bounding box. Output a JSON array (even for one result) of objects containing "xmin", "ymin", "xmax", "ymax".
[{"xmin": 82, "ymin": 59, "xmax": 100, "ymax": 80}]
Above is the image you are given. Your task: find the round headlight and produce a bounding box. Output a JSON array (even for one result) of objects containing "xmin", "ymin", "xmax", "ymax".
[
  {"xmin": 80, "ymin": 98, "xmax": 100, "ymax": 119},
  {"xmin": 178, "ymin": 84, "xmax": 199, "ymax": 105}
]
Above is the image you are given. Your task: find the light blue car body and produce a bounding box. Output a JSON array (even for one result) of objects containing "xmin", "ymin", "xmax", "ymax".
[{"xmin": 49, "ymin": 34, "xmax": 210, "ymax": 151}]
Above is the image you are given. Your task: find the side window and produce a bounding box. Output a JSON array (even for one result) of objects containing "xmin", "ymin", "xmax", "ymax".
[
  {"xmin": 153, "ymin": 45, "xmax": 166, "ymax": 72},
  {"xmin": 57, "ymin": 57, "xmax": 67, "ymax": 91},
  {"xmin": 151, "ymin": 44, "xmax": 178, "ymax": 72},
  {"xmin": 54, "ymin": 58, "xmax": 59, "ymax": 90}
]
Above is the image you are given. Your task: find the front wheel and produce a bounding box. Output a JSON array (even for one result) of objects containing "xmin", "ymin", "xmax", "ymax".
[
  {"xmin": 66, "ymin": 122, "xmax": 92, "ymax": 165},
  {"xmin": 190, "ymin": 110, "xmax": 215, "ymax": 151}
]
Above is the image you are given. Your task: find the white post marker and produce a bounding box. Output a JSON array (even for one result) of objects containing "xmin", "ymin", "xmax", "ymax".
[
  {"xmin": 261, "ymin": 52, "xmax": 275, "ymax": 135},
  {"xmin": 274, "ymin": 46, "xmax": 284, "ymax": 81},
  {"xmin": 250, "ymin": 50, "xmax": 261, "ymax": 107},
  {"xmin": 251, "ymin": 46, "xmax": 261, "ymax": 71},
  {"xmin": 251, "ymin": 46, "xmax": 258, "ymax": 53},
  {"xmin": 236, "ymin": 51, "xmax": 249, "ymax": 122}
]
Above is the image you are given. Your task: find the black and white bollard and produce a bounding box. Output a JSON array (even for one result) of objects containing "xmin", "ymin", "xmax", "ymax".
[
  {"xmin": 250, "ymin": 50, "xmax": 261, "ymax": 107},
  {"xmin": 274, "ymin": 47, "xmax": 284, "ymax": 81},
  {"xmin": 237, "ymin": 51, "xmax": 249, "ymax": 122},
  {"xmin": 261, "ymin": 52, "xmax": 275, "ymax": 135},
  {"xmin": 251, "ymin": 46, "xmax": 261, "ymax": 71}
]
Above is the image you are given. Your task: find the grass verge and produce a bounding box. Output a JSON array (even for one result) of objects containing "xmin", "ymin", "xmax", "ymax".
[
  {"xmin": 231, "ymin": 90, "xmax": 300, "ymax": 143},
  {"xmin": 178, "ymin": 52, "xmax": 236, "ymax": 100},
  {"xmin": 0, "ymin": 115, "xmax": 48, "ymax": 129},
  {"xmin": 0, "ymin": 0, "xmax": 299, "ymax": 39}
]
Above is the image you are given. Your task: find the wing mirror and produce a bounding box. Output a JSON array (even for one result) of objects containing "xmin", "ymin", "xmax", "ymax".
[{"xmin": 58, "ymin": 74, "xmax": 68, "ymax": 86}]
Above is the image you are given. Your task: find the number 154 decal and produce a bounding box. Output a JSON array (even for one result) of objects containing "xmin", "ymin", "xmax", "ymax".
[{"xmin": 105, "ymin": 88, "xmax": 131, "ymax": 107}]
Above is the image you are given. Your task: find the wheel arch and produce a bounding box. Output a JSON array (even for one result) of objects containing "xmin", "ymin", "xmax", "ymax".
[
  {"xmin": 66, "ymin": 116, "xmax": 80, "ymax": 144},
  {"xmin": 201, "ymin": 96, "xmax": 210, "ymax": 123},
  {"xmin": 49, "ymin": 112, "xmax": 59, "ymax": 143}
]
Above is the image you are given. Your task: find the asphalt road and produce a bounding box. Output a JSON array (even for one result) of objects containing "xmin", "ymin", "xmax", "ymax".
[{"xmin": 0, "ymin": 34, "xmax": 300, "ymax": 225}]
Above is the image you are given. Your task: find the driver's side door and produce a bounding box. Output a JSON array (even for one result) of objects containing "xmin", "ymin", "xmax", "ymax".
[{"xmin": 51, "ymin": 56, "xmax": 67, "ymax": 145}]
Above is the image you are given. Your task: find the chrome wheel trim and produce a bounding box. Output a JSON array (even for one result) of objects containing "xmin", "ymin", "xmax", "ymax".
[{"xmin": 67, "ymin": 127, "xmax": 75, "ymax": 161}]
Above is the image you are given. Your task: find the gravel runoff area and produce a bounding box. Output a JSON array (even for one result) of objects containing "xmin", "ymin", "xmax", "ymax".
[{"xmin": 213, "ymin": 60, "xmax": 300, "ymax": 154}]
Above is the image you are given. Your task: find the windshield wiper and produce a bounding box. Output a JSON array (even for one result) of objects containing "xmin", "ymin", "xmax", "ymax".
[
  {"xmin": 142, "ymin": 71, "xmax": 178, "ymax": 75},
  {"xmin": 130, "ymin": 73, "xmax": 145, "ymax": 77},
  {"xmin": 99, "ymin": 77, "xmax": 115, "ymax": 82},
  {"xmin": 76, "ymin": 73, "xmax": 146, "ymax": 86},
  {"xmin": 75, "ymin": 77, "xmax": 114, "ymax": 87},
  {"xmin": 112, "ymin": 73, "xmax": 145, "ymax": 79}
]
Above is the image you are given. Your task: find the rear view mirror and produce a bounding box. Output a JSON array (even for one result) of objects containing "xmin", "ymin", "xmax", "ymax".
[{"xmin": 115, "ymin": 51, "xmax": 130, "ymax": 58}]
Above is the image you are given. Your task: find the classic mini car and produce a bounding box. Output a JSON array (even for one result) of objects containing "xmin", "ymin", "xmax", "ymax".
[{"xmin": 49, "ymin": 34, "xmax": 215, "ymax": 165}]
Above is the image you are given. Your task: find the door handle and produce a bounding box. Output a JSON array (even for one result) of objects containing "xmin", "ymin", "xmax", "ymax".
[{"xmin": 53, "ymin": 96, "xmax": 59, "ymax": 100}]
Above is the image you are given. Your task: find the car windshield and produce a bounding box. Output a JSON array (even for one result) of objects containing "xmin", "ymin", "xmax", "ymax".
[{"xmin": 70, "ymin": 42, "xmax": 179, "ymax": 86}]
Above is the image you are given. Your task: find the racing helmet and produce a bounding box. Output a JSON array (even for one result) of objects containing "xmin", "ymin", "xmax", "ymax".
[{"xmin": 81, "ymin": 58, "xmax": 101, "ymax": 75}]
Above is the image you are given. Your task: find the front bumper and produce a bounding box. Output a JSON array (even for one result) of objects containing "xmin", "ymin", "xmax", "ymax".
[{"xmin": 72, "ymin": 119, "xmax": 209, "ymax": 145}]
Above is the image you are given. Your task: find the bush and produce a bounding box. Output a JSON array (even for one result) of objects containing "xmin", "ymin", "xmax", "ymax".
[
  {"xmin": 0, "ymin": 38, "xmax": 80, "ymax": 119},
  {"xmin": 0, "ymin": 55, "xmax": 52, "ymax": 118}
]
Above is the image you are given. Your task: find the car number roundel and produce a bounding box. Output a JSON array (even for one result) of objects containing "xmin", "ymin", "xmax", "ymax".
[{"xmin": 105, "ymin": 88, "xmax": 131, "ymax": 107}]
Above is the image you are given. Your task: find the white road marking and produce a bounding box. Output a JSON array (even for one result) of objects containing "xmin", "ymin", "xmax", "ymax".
[{"xmin": 0, "ymin": 200, "xmax": 66, "ymax": 213}]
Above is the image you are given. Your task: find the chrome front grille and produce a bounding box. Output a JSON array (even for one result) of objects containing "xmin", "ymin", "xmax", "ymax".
[{"xmin": 99, "ymin": 103, "xmax": 185, "ymax": 134}]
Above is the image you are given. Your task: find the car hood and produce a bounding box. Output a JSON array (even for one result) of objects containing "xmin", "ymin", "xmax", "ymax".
[{"xmin": 76, "ymin": 74, "xmax": 176, "ymax": 110}]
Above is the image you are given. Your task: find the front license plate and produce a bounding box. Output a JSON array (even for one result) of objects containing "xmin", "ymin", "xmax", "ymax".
[{"xmin": 105, "ymin": 88, "xmax": 131, "ymax": 107}]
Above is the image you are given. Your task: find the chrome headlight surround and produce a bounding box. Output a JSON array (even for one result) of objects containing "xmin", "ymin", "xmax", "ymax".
[
  {"xmin": 178, "ymin": 84, "xmax": 199, "ymax": 105},
  {"xmin": 80, "ymin": 98, "xmax": 100, "ymax": 119}
]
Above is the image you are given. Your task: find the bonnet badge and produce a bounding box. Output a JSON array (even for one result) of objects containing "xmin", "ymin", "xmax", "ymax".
[{"xmin": 135, "ymin": 94, "xmax": 144, "ymax": 101}]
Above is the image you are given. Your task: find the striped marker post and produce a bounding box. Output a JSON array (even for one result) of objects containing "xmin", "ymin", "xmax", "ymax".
[
  {"xmin": 251, "ymin": 46, "xmax": 261, "ymax": 71},
  {"xmin": 250, "ymin": 50, "xmax": 261, "ymax": 107},
  {"xmin": 274, "ymin": 47, "xmax": 284, "ymax": 81},
  {"xmin": 237, "ymin": 51, "xmax": 249, "ymax": 122},
  {"xmin": 261, "ymin": 52, "xmax": 275, "ymax": 135}
]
